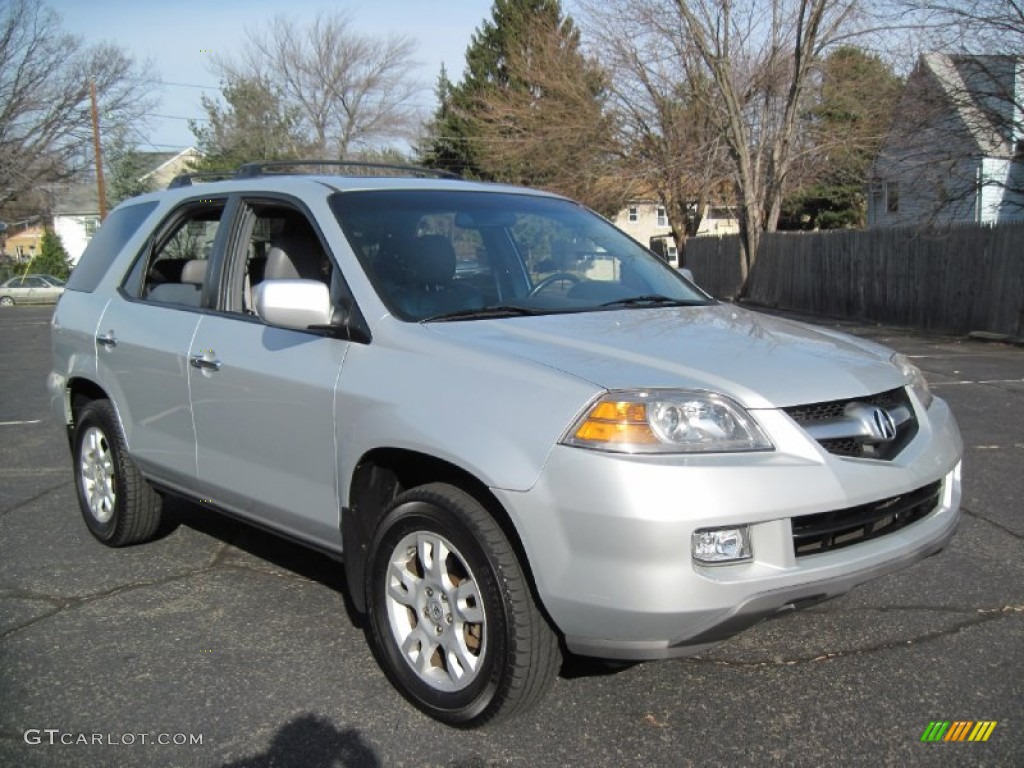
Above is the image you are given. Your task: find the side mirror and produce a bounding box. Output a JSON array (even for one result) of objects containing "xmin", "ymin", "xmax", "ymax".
[{"xmin": 254, "ymin": 279, "xmax": 332, "ymax": 331}]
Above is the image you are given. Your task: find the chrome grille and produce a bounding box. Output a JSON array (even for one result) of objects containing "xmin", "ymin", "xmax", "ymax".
[{"xmin": 784, "ymin": 387, "xmax": 917, "ymax": 460}]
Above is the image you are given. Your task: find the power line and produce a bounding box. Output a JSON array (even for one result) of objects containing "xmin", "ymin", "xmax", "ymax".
[
  {"xmin": 156, "ymin": 80, "xmax": 220, "ymax": 90},
  {"xmin": 148, "ymin": 113, "xmax": 209, "ymax": 122}
]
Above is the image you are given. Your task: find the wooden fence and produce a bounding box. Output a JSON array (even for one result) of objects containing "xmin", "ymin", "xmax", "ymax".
[{"xmin": 684, "ymin": 222, "xmax": 1024, "ymax": 337}]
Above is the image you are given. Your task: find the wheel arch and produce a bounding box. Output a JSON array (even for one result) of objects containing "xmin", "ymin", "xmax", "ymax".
[
  {"xmin": 343, "ymin": 447, "xmax": 544, "ymax": 620},
  {"xmin": 64, "ymin": 377, "xmax": 111, "ymax": 446}
]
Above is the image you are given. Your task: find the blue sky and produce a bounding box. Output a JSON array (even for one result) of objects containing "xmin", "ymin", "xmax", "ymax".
[{"xmin": 49, "ymin": 0, "xmax": 496, "ymax": 152}]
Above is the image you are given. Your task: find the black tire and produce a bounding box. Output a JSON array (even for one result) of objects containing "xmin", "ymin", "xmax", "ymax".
[
  {"xmin": 365, "ymin": 483, "xmax": 560, "ymax": 727},
  {"xmin": 73, "ymin": 399, "xmax": 163, "ymax": 546},
  {"xmin": 0, "ymin": 296, "xmax": 14, "ymax": 307}
]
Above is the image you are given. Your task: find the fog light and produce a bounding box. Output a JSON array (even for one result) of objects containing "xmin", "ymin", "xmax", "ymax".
[{"xmin": 692, "ymin": 526, "xmax": 752, "ymax": 564}]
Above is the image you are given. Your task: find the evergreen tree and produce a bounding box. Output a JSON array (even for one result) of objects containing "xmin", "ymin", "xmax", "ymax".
[
  {"xmin": 420, "ymin": 0, "xmax": 583, "ymax": 180},
  {"xmin": 30, "ymin": 229, "xmax": 70, "ymax": 279},
  {"xmin": 418, "ymin": 66, "xmax": 475, "ymax": 175},
  {"xmin": 418, "ymin": 0, "xmax": 620, "ymax": 212},
  {"xmin": 190, "ymin": 75, "xmax": 309, "ymax": 173},
  {"xmin": 105, "ymin": 125, "xmax": 154, "ymax": 207},
  {"xmin": 781, "ymin": 47, "xmax": 903, "ymax": 229}
]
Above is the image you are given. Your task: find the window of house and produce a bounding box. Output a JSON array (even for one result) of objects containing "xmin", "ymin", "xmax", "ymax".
[
  {"xmin": 656, "ymin": 205, "xmax": 668, "ymax": 227},
  {"xmin": 886, "ymin": 182, "xmax": 900, "ymax": 214},
  {"xmin": 84, "ymin": 217, "xmax": 100, "ymax": 238},
  {"xmin": 869, "ymin": 181, "xmax": 884, "ymax": 222},
  {"xmin": 628, "ymin": 205, "xmax": 638, "ymax": 222}
]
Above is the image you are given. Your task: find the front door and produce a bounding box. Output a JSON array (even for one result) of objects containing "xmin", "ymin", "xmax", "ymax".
[{"xmin": 188, "ymin": 198, "xmax": 349, "ymax": 547}]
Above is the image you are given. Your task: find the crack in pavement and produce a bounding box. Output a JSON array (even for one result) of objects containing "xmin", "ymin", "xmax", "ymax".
[
  {"xmin": 960, "ymin": 505, "xmax": 1024, "ymax": 541},
  {"xmin": 690, "ymin": 606, "xmax": 1022, "ymax": 668},
  {"xmin": 0, "ymin": 540, "xmax": 324, "ymax": 641},
  {"xmin": 0, "ymin": 479, "xmax": 72, "ymax": 518}
]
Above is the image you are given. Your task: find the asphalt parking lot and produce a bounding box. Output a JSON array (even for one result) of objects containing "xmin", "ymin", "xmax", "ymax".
[{"xmin": 1, "ymin": 303, "xmax": 1021, "ymax": 767}]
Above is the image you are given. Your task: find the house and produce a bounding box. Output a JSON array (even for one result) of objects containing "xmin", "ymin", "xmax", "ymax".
[
  {"xmin": 137, "ymin": 147, "xmax": 203, "ymax": 189},
  {"xmin": 611, "ymin": 200, "xmax": 739, "ymax": 266},
  {"xmin": 2, "ymin": 223, "xmax": 45, "ymax": 261},
  {"xmin": 869, "ymin": 54, "xmax": 1024, "ymax": 227},
  {"xmin": 52, "ymin": 185, "xmax": 101, "ymax": 267},
  {"xmin": 52, "ymin": 147, "xmax": 202, "ymax": 266}
]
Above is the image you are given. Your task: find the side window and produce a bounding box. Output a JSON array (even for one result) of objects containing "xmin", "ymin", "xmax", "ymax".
[
  {"xmin": 66, "ymin": 201, "xmax": 159, "ymax": 294},
  {"xmin": 128, "ymin": 202, "xmax": 226, "ymax": 307},
  {"xmin": 230, "ymin": 203, "xmax": 332, "ymax": 315}
]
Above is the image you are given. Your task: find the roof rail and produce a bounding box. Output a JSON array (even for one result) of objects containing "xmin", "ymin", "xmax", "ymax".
[
  {"xmin": 167, "ymin": 171, "xmax": 237, "ymax": 189},
  {"xmin": 234, "ymin": 160, "xmax": 460, "ymax": 180}
]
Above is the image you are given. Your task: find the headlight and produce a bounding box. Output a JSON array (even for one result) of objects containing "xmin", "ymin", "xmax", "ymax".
[
  {"xmin": 562, "ymin": 390, "xmax": 773, "ymax": 454},
  {"xmin": 891, "ymin": 353, "xmax": 933, "ymax": 409}
]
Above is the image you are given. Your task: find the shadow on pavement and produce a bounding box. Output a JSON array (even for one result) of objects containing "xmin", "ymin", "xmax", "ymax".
[
  {"xmin": 221, "ymin": 713, "xmax": 380, "ymax": 768},
  {"xmin": 160, "ymin": 495, "xmax": 363, "ymax": 628}
]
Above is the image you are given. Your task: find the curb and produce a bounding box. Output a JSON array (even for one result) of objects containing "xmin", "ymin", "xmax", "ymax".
[{"xmin": 967, "ymin": 331, "xmax": 1024, "ymax": 347}]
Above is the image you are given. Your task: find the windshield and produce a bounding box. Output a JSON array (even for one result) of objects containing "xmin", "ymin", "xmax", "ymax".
[{"xmin": 331, "ymin": 190, "xmax": 711, "ymax": 321}]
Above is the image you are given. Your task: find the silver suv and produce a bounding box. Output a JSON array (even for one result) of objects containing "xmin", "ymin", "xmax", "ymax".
[{"xmin": 49, "ymin": 162, "xmax": 963, "ymax": 726}]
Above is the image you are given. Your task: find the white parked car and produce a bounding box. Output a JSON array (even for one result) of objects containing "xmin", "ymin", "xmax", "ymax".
[
  {"xmin": 0, "ymin": 274, "xmax": 65, "ymax": 305},
  {"xmin": 49, "ymin": 162, "xmax": 962, "ymax": 726}
]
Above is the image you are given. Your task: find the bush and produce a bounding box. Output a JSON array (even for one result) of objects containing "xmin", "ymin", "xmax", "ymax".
[{"xmin": 28, "ymin": 230, "xmax": 71, "ymax": 280}]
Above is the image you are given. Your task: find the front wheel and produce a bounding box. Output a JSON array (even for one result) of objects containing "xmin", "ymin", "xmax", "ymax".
[
  {"xmin": 0, "ymin": 296, "xmax": 14, "ymax": 306},
  {"xmin": 365, "ymin": 483, "xmax": 559, "ymax": 726}
]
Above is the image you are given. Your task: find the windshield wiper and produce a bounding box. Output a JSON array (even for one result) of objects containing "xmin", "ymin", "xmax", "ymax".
[
  {"xmin": 600, "ymin": 294, "xmax": 705, "ymax": 308},
  {"xmin": 425, "ymin": 304, "xmax": 548, "ymax": 322}
]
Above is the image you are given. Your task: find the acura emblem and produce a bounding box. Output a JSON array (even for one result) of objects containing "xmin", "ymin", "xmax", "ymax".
[{"xmin": 869, "ymin": 407, "xmax": 897, "ymax": 441}]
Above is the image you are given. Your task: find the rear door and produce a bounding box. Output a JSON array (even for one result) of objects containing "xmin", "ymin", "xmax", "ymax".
[{"xmin": 95, "ymin": 197, "xmax": 231, "ymax": 486}]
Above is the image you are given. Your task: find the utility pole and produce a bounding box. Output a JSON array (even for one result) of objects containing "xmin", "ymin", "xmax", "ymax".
[{"xmin": 89, "ymin": 80, "xmax": 108, "ymax": 221}]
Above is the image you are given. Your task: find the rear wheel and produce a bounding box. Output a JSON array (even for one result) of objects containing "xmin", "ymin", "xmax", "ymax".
[
  {"xmin": 73, "ymin": 399, "xmax": 163, "ymax": 546},
  {"xmin": 365, "ymin": 483, "xmax": 559, "ymax": 726}
]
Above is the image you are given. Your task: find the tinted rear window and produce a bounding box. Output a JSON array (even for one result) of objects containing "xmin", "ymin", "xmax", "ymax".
[{"xmin": 66, "ymin": 201, "xmax": 159, "ymax": 293}]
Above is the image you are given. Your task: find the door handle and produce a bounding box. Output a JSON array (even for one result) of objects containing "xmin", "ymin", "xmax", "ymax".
[
  {"xmin": 96, "ymin": 332, "xmax": 117, "ymax": 348},
  {"xmin": 190, "ymin": 355, "xmax": 222, "ymax": 372}
]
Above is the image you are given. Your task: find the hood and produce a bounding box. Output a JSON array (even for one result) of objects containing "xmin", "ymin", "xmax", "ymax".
[{"xmin": 425, "ymin": 304, "xmax": 904, "ymax": 409}]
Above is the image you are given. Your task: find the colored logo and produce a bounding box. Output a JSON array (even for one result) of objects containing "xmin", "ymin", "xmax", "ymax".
[{"xmin": 920, "ymin": 721, "xmax": 997, "ymax": 742}]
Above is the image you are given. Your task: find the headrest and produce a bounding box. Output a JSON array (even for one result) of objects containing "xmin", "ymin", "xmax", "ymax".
[
  {"xmin": 409, "ymin": 235, "xmax": 456, "ymax": 284},
  {"xmin": 265, "ymin": 228, "xmax": 325, "ymax": 281},
  {"xmin": 180, "ymin": 259, "xmax": 207, "ymax": 285}
]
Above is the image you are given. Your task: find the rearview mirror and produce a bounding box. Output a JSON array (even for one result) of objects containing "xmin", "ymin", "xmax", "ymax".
[{"xmin": 254, "ymin": 279, "xmax": 332, "ymax": 331}]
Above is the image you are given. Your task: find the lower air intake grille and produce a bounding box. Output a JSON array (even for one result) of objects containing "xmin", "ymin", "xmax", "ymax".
[{"xmin": 792, "ymin": 480, "xmax": 942, "ymax": 557}]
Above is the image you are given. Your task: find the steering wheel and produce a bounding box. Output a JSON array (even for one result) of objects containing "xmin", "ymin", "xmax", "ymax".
[{"xmin": 529, "ymin": 272, "xmax": 581, "ymax": 297}]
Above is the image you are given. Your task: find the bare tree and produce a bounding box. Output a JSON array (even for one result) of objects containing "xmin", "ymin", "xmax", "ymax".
[
  {"xmin": 0, "ymin": 0, "xmax": 155, "ymax": 215},
  {"xmin": 901, "ymin": 0, "xmax": 1024, "ymax": 51},
  {"xmin": 582, "ymin": 1, "xmax": 732, "ymax": 253},
  {"xmin": 213, "ymin": 12, "xmax": 421, "ymax": 158},
  {"xmin": 583, "ymin": 0, "xmax": 865, "ymax": 296}
]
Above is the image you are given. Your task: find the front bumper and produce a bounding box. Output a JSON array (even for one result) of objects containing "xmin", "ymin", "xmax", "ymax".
[{"xmin": 493, "ymin": 397, "xmax": 963, "ymax": 660}]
